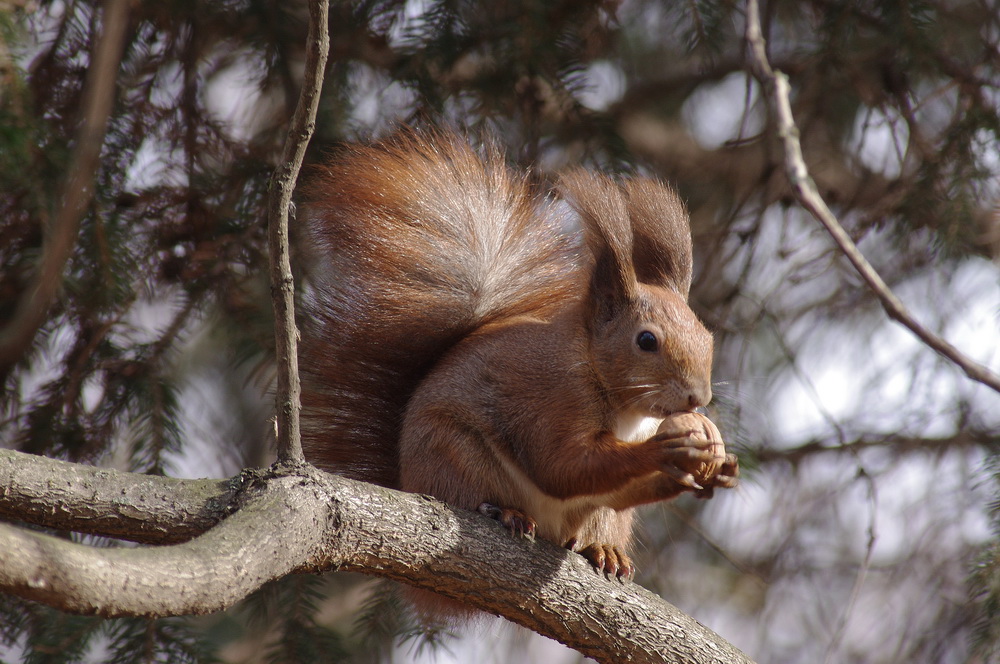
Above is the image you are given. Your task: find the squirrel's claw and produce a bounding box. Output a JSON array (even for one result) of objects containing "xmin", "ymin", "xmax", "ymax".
[
  {"xmin": 577, "ymin": 543, "xmax": 635, "ymax": 581},
  {"xmin": 660, "ymin": 464, "xmax": 705, "ymax": 491},
  {"xmin": 694, "ymin": 457, "xmax": 740, "ymax": 498},
  {"xmin": 477, "ymin": 502, "xmax": 537, "ymax": 540},
  {"xmin": 697, "ymin": 453, "xmax": 741, "ymax": 494}
]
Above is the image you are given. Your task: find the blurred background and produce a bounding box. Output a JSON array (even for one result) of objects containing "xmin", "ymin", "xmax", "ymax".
[{"xmin": 1, "ymin": 1, "xmax": 999, "ymax": 662}]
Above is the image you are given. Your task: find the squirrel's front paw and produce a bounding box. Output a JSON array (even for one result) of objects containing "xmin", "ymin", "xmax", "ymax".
[
  {"xmin": 693, "ymin": 452, "xmax": 740, "ymax": 499},
  {"xmin": 477, "ymin": 502, "xmax": 536, "ymax": 539},
  {"xmin": 575, "ymin": 542, "xmax": 635, "ymax": 581},
  {"xmin": 653, "ymin": 411, "xmax": 730, "ymax": 490}
]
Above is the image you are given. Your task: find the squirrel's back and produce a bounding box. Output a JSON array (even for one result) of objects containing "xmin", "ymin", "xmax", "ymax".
[{"xmin": 298, "ymin": 130, "xmax": 582, "ymax": 487}]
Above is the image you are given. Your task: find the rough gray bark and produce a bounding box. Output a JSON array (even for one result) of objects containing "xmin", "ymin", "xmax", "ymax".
[
  {"xmin": 0, "ymin": 449, "xmax": 755, "ymax": 664},
  {"xmin": 0, "ymin": 449, "xmax": 241, "ymax": 544}
]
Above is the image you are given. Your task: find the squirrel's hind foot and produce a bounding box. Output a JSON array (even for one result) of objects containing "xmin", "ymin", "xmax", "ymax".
[
  {"xmin": 477, "ymin": 502, "xmax": 537, "ymax": 539},
  {"xmin": 575, "ymin": 542, "xmax": 635, "ymax": 581}
]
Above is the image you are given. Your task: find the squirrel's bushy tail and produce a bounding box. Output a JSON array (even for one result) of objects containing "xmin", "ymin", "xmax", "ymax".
[{"xmin": 298, "ymin": 130, "xmax": 581, "ymax": 487}]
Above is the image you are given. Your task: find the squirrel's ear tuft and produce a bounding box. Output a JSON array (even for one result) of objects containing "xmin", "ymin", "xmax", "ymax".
[
  {"xmin": 558, "ymin": 170, "xmax": 638, "ymax": 314},
  {"xmin": 623, "ymin": 179, "xmax": 693, "ymax": 297}
]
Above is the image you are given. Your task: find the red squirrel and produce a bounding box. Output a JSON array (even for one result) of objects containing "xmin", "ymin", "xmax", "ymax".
[{"xmin": 298, "ymin": 129, "xmax": 737, "ymax": 586}]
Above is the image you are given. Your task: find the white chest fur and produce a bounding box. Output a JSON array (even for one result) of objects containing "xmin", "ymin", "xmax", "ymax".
[{"xmin": 613, "ymin": 411, "xmax": 663, "ymax": 443}]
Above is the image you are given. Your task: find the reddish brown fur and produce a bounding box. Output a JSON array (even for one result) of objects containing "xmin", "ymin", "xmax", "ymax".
[
  {"xmin": 298, "ymin": 131, "xmax": 580, "ymax": 488},
  {"xmin": 299, "ymin": 129, "xmax": 736, "ymax": 615}
]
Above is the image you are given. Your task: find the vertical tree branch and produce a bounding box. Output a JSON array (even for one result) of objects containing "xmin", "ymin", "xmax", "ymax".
[
  {"xmin": 0, "ymin": 0, "xmax": 130, "ymax": 370},
  {"xmin": 267, "ymin": 0, "xmax": 329, "ymax": 465},
  {"xmin": 744, "ymin": 0, "xmax": 1000, "ymax": 395}
]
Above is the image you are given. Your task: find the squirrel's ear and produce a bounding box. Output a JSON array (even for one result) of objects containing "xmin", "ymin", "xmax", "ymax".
[
  {"xmin": 623, "ymin": 178, "xmax": 693, "ymax": 297},
  {"xmin": 558, "ymin": 170, "xmax": 638, "ymax": 314}
]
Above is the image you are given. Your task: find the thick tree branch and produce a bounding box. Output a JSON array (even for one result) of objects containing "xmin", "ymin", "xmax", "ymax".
[
  {"xmin": 0, "ymin": 473, "xmax": 324, "ymax": 617},
  {"xmin": 0, "ymin": 0, "xmax": 129, "ymax": 370},
  {"xmin": 0, "ymin": 451, "xmax": 754, "ymax": 664},
  {"xmin": 744, "ymin": 0, "xmax": 1000, "ymax": 395},
  {"xmin": 0, "ymin": 449, "xmax": 241, "ymax": 544},
  {"xmin": 267, "ymin": 0, "xmax": 329, "ymax": 465}
]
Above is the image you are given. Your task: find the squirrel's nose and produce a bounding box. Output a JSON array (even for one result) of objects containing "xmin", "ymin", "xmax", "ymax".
[{"xmin": 686, "ymin": 384, "xmax": 712, "ymax": 410}]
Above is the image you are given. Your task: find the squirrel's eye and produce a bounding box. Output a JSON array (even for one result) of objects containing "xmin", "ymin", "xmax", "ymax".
[{"xmin": 636, "ymin": 330, "xmax": 659, "ymax": 352}]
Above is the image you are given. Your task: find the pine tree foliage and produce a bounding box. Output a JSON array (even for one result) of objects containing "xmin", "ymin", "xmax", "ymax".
[
  {"xmin": 2, "ymin": 596, "xmax": 104, "ymax": 664},
  {"xmin": 0, "ymin": 594, "xmax": 213, "ymax": 664},
  {"xmin": 1, "ymin": 0, "xmax": 998, "ymax": 661},
  {"xmin": 247, "ymin": 577, "xmax": 348, "ymax": 664},
  {"xmin": 350, "ymin": 581, "xmax": 414, "ymax": 662},
  {"xmin": 103, "ymin": 617, "xmax": 213, "ymax": 664},
  {"xmin": 972, "ymin": 461, "xmax": 1000, "ymax": 661}
]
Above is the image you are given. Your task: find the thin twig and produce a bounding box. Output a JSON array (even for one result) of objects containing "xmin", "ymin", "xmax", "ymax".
[
  {"xmin": 665, "ymin": 504, "xmax": 769, "ymax": 589},
  {"xmin": 267, "ymin": 0, "xmax": 329, "ymax": 465},
  {"xmin": 755, "ymin": 430, "xmax": 993, "ymax": 466},
  {"xmin": 744, "ymin": 0, "xmax": 1000, "ymax": 395},
  {"xmin": 821, "ymin": 469, "xmax": 878, "ymax": 664},
  {"xmin": 0, "ymin": 0, "xmax": 130, "ymax": 370}
]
